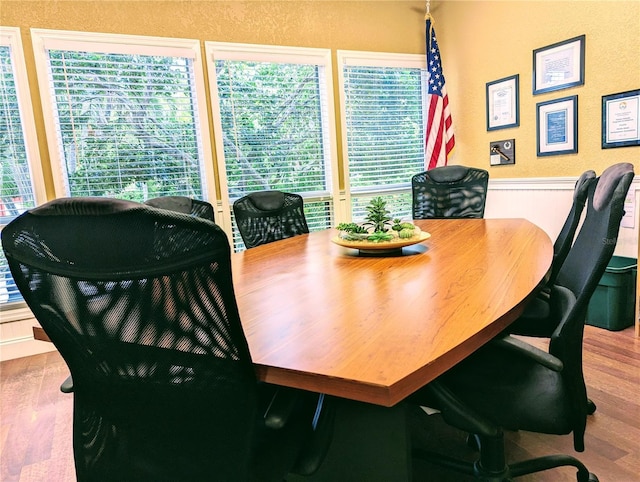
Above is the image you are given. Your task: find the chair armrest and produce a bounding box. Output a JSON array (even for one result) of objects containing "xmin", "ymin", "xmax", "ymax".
[
  {"xmin": 490, "ymin": 335, "xmax": 563, "ymax": 372},
  {"xmin": 60, "ymin": 375, "xmax": 74, "ymax": 393}
]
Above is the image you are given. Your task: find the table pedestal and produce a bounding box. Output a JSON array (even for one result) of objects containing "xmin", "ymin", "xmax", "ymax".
[{"xmin": 286, "ymin": 398, "xmax": 412, "ymax": 481}]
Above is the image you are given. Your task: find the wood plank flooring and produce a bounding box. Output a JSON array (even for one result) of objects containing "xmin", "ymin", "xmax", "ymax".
[{"xmin": 1, "ymin": 325, "xmax": 638, "ymax": 481}]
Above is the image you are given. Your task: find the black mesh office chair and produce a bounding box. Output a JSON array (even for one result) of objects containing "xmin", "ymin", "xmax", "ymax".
[
  {"xmin": 409, "ymin": 162, "xmax": 634, "ymax": 481},
  {"xmin": 1, "ymin": 197, "xmax": 328, "ymax": 481},
  {"xmin": 509, "ymin": 169, "xmax": 597, "ymax": 337},
  {"xmin": 412, "ymin": 165, "xmax": 489, "ymax": 219},
  {"xmin": 233, "ymin": 191, "xmax": 309, "ymax": 249},
  {"xmin": 144, "ymin": 195, "xmax": 215, "ymax": 221}
]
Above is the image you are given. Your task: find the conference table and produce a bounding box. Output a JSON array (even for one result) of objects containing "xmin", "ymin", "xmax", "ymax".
[{"xmin": 231, "ymin": 218, "xmax": 553, "ymax": 481}]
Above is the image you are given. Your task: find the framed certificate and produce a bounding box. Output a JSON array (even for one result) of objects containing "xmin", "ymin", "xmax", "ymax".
[
  {"xmin": 486, "ymin": 74, "xmax": 519, "ymax": 131},
  {"xmin": 533, "ymin": 35, "xmax": 585, "ymax": 95},
  {"xmin": 602, "ymin": 89, "xmax": 640, "ymax": 149},
  {"xmin": 536, "ymin": 95, "xmax": 578, "ymax": 156}
]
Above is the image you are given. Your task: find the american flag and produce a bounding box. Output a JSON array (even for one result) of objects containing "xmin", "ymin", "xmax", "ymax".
[{"xmin": 425, "ymin": 15, "xmax": 455, "ymax": 169}]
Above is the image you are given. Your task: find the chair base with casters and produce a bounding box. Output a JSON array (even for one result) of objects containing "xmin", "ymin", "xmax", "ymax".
[
  {"xmin": 410, "ymin": 333, "xmax": 599, "ymax": 482},
  {"xmin": 414, "ymin": 433, "xmax": 597, "ymax": 482}
]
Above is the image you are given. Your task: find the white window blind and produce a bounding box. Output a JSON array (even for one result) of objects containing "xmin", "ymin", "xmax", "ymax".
[
  {"xmin": 206, "ymin": 43, "xmax": 338, "ymax": 249},
  {"xmin": 0, "ymin": 27, "xmax": 45, "ymax": 307},
  {"xmin": 32, "ymin": 30, "xmax": 214, "ymax": 201},
  {"xmin": 339, "ymin": 51, "xmax": 428, "ymax": 221}
]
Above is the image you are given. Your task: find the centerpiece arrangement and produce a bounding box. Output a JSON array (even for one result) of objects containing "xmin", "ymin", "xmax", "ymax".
[{"xmin": 331, "ymin": 197, "xmax": 430, "ymax": 254}]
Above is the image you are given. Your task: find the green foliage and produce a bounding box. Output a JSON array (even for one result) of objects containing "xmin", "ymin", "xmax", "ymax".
[
  {"xmin": 47, "ymin": 50, "xmax": 202, "ymax": 199},
  {"xmin": 1, "ymin": 46, "xmax": 36, "ymax": 217},
  {"xmin": 216, "ymin": 60, "xmax": 327, "ymax": 197},
  {"xmin": 337, "ymin": 222, "xmax": 368, "ymax": 234},
  {"xmin": 398, "ymin": 228, "xmax": 415, "ymax": 239},
  {"xmin": 367, "ymin": 231, "xmax": 394, "ymax": 243},
  {"xmin": 364, "ymin": 196, "xmax": 392, "ymax": 233}
]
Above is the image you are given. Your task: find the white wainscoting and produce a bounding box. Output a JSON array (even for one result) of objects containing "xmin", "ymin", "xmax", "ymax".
[
  {"xmin": 0, "ymin": 308, "xmax": 55, "ymax": 362},
  {"xmin": 486, "ymin": 176, "xmax": 639, "ymax": 260},
  {"xmin": 1, "ymin": 176, "xmax": 638, "ymax": 361}
]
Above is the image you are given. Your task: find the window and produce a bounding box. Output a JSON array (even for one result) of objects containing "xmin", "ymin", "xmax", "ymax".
[
  {"xmin": 338, "ymin": 51, "xmax": 428, "ymax": 221},
  {"xmin": 31, "ymin": 29, "xmax": 215, "ymax": 202},
  {"xmin": 206, "ymin": 43, "xmax": 338, "ymax": 249},
  {"xmin": 0, "ymin": 27, "xmax": 46, "ymax": 308}
]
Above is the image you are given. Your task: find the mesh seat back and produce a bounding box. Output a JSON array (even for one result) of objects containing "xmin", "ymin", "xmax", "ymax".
[
  {"xmin": 548, "ymin": 170, "xmax": 596, "ymax": 285},
  {"xmin": 2, "ymin": 197, "xmax": 256, "ymax": 481},
  {"xmin": 233, "ymin": 191, "xmax": 309, "ymax": 249},
  {"xmin": 412, "ymin": 165, "xmax": 489, "ymax": 219},
  {"xmin": 145, "ymin": 195, "xmax": 215, "ymax": 221}
]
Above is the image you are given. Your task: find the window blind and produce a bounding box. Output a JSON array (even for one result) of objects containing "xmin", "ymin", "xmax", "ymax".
[
  {"xmin": 43, "ymin": 48, "xmax": 206, "ymax": 200},
  {"xmin": 342, "ymin": 63, "xmax": 427, "ymax": 221},
  {"xmin": 215, "ymin": 60, "xmax": 329, "ymax": 197},
  {"xmin": 0, "ymin": 43, "xmax": 37, "ymax": 305},
  {"xmin": 211, "ymin": 55, "xmax": 335, "ymax": 249}
]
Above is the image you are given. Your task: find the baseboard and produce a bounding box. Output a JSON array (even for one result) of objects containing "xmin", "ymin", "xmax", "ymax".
[{"xmin": 0, "ymin": 335, "xmax": 56, "ymax": 362}]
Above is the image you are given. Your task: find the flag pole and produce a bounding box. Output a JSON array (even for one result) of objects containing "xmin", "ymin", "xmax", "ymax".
[
  {"xmin": 424, "ymin": 0, "xmax": 456, "ymax": 169},
  {"xmin": 425, "ymin": 1, "xmax": 433, "ymax": 40}
]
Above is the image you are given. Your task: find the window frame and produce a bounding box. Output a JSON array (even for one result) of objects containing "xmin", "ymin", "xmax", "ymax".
[
  {"xmin": 30, "ymin": 28, "xmax": 216, "ymax": 203},
  {"xmin": 0, "ymin": 26, "xmax": 47, "ymax": 315},
  {"xmin": 336, "ymin": 50, "xmax": 428, "ymax": 222},
  {"xmin": 205, "ymin": 41, "xmax": 339, "ymax": 242}
]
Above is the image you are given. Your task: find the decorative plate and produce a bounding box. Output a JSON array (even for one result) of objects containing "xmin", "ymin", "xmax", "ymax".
[{"xmin": 331, "ymin": 231, "xmax": 431, "ymax": 254}]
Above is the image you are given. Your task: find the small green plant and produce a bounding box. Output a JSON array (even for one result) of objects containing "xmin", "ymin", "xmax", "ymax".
[
  {"xmin": 336, "ymin": 197, "xmax": 417, "ymax": 243},
  {"xmin": 367, "ymin": 231, "xmax": 394, "ymax": 243},
  {"xmin": 336, "ymin": 222, "xmax": 368, "ymax": 234},
  {"xmin": 364, "ymin": 197, "xmax": 392, "ymax": 233}
]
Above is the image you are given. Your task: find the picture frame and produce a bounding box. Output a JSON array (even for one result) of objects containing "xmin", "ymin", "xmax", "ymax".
[
  {"xmin": 486, "ymin": 74, "xmax": 519, "ymax": 131},
  {"xmin": 536, "ymin": 95, "xmax": 578, "ymax": 156},
  {"xmin": 601, "ymin": 89, "xmax": 640, "ymax": 149},
  {"xmin": 533, "ymin": 35, "xmax": 585, "ymax": 95}
]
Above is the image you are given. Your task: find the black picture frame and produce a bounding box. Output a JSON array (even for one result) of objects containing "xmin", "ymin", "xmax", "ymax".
[
  {"xmin": 533, "ymin": 35, "xmax": 585, "ymax": 95},
  {"xmin": 486, "ymin": 74, "xmax": 519, "ymax": 131},
  {"xmin": 536, "ymin": 95, "xmax": 578, "ymax": 156},
  {"xmin": 601, "ymin": 89, "xmax": 640, "ymax": 149}
]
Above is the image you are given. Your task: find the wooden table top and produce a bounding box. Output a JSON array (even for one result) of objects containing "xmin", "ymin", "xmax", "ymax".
[{"xmin": 232, "ymin": 218, "xmax": 553, "ymax": 407}]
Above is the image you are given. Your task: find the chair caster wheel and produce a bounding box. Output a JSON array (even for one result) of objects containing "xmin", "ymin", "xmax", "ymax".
[
  {"xmin": 587, "ymin": 399, "xmax": 596, "ymax": 415},
  {"xmin": 588, "ymin": 474, "xmax": 599, "ymax": 482}
]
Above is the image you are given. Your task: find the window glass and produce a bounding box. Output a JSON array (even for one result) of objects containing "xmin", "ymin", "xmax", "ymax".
[
  {"xmin": 339, "ymin": 52, "xmax": 427, "ymax": 221},
  {"xmin": 207, "ymin": 44, "xmax": 337, "ymax": 249},
  {"xmin": 0, "ymin": 28, "xmax": 45, "ymax": 307},
  {"xmin": 32, "ymin": 30, "xmax": 214, "ymax": 201}
]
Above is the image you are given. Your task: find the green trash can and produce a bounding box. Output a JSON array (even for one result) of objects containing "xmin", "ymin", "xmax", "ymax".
[{"xmin": 586, "ymin": 256, "xmax": 637, "ymax": 331}]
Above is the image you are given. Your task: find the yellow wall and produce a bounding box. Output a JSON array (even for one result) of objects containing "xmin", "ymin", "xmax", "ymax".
[
  {"xmin": 2, "ymin": 0, "xmax": 426, "ymax": 197},
  {"xmin": 1, "ymin": 0, "xmax": 639, "ymax": 198},
  {"xmin": 436, "ymin": 0, "xmax": 639, "ymax": 178}
]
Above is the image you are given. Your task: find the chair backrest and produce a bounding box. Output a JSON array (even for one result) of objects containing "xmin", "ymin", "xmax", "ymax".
[
  {"xmin": 1, "ymin": 197, "xmax": 257, "ymax": 481},
  {"xmin": 548, "ymin": 170, "xmax": 596, "ymax": 285},
  {"xmin": 411, "ymin": 165, "xmax": 489, "ymax": 219},
  {"xmin": 144, "ymin": 195, "xmax": 215, "ymax": 221},
  {"xmin": 549, "ymin": 162, "xmax": 634, "ymax": 450},
  {"xmin": 233, "ymin": 190, "xmax": 309, "ymax": 249}
]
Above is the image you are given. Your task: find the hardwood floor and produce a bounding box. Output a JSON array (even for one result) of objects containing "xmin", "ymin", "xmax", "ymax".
[{"xmin": 1, "ymin": 325, "xmax": 639, "ymax": 481}]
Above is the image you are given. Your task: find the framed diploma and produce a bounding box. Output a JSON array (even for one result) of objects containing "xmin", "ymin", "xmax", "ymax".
[
  {"xmin": 486, "ymin": 74, "xmax": 519, "ymax": 131},
  {"xmin": 533, "ymin": 35, "xmax": 585, "ymax": 95},
  {"xmin": 602, "ymin": 89, "xmax": 640, "ymax": 149},
  {"xmin": 536, "ymin": 95, "xmax": 578, "ymax": 156}
]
